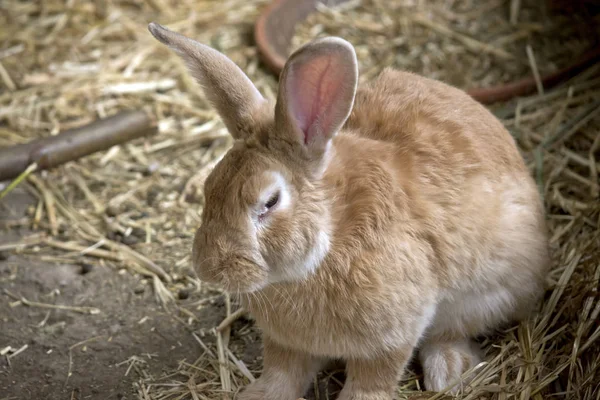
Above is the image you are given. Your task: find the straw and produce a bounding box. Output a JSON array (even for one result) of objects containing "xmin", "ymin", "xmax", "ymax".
[{"xmin": 1, "ymin": 0, "xmax": 599, "ymax": 398}]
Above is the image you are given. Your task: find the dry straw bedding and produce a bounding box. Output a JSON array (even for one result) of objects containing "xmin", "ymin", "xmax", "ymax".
[{"xmin": 0, "ymin": 0, "xmax": 599, "ymax": 399}]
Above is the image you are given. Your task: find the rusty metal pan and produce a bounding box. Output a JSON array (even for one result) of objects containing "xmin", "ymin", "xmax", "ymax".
[{"xmin": 254, "ymin": 0, "xmax": 600, "ymax": 104}]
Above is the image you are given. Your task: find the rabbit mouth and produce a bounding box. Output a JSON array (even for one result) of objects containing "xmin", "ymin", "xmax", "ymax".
[{"xmin": 199, "ymin": 255, "xmax": 269, "ymax": 294}]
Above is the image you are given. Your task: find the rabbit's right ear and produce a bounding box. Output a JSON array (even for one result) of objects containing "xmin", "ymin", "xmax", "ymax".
[
  {"xmin": 148, "ymin": 23, "xmax": 266, "ymax": 140},
  {"xmin": 275, "ymin": 37, "xmax": 358, "ymax": 160}
]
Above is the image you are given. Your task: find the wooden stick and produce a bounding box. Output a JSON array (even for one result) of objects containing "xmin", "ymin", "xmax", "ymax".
[{"xmin": 0, "ymin": 110, "xmax": 157, "ymax": 182}]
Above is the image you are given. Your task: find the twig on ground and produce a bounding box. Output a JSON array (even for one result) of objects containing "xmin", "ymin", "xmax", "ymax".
[
  {"xmin": 216, "ymin": 330, "xmax": 232, "ymax": 396},
  {"xmin": 226, "ymin": 348, "xmax": 255, "ymax": 383},
  {"xmin": 0, "ymin": 163, "xmax": 37, "ymax": 201},
  {"xmin": 0, "ymin": 111, "xmax": 158, "ymax": 182},
  {"xmin": 65, "ymin": 336, "xmax": 104, "ymax": 386},
  {"xmin": 216, "ymin": 308, "xmax": 246, "ymax": 332},
  {"xmin": 3, "ymin": 289, "xmax": 101, "ymax": 315}
]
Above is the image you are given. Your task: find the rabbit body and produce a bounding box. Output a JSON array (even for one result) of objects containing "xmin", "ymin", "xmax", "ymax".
[
  {"xmin": 241, "ymin": 69, "xmax": 549, "ymax": 399},
  {"xmin": 148, "ymin": 24, "xmax": 549, "ymax": 400}
]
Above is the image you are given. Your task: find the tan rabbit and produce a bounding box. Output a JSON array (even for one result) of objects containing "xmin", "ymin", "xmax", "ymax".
[{"xmin": 148, "ymin": 23, "xmax": 550, "ymax": 400}]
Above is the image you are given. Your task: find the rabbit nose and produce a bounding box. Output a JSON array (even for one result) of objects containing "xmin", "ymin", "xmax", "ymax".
[{"xmin": 192, "ymin": 219, "xmax": 250, "ymax": 272}]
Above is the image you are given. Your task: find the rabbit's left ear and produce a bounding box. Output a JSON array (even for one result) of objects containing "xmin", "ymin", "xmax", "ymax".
[
  {"xmin": 148, "ymin": 23, "xmax": 266, "ymax": 140},
  {"xmin": 274, "ymin": 37, "xmax": 358, "ymax": 158}
]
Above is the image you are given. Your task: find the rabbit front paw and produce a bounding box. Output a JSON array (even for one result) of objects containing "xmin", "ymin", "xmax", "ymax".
[
  {"xmin": 337, "ymin": 390, "xmax": 392, "ymax": 400},
  {"xmin": 237, "ymin": 378, "xmax": 299, "ymax": 400},
  {"xmin": 337, "ymin": 348, "xmax": 412, "ymax": 400},
  {"xmin": 236, "ymin": 378, "xmax": 269, "ymax": 400}
]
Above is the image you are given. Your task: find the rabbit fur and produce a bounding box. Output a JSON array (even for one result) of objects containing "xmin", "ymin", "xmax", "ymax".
[{"xmin": 148, "ymin": 23, "xmax": 550, "ymax": 400}]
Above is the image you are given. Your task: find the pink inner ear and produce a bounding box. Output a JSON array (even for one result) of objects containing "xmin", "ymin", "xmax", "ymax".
[{"xmin": 287, "ymin": 54, "xmax": 349, "ymax": 145}]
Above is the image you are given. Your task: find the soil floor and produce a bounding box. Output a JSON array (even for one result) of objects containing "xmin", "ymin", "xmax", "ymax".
[
  {"xmin": 0, "ymin": 187, "xmax": 249, "ymax": 400},
  {"xmin": 1, "ymin": 188, "xmax": 351, "ymax": 400}
]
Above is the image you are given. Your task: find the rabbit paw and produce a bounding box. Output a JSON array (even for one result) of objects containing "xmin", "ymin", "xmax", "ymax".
[
  {"xmin": 236, "ymin": 379, "xmax": 269, "ymax": 400},
  {"xmin": 337, "ymin": 390, "xmax": 392, "ymax": 400},
  {"xmin": 236, "ymin": 378, "xmax": 299, "ymax": 400},
  {"xmin": 420, "ymin": 339, "xmax": 483, "ymax": 394}
]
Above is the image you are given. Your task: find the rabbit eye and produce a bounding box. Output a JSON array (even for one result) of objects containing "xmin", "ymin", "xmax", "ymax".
[
  {"xmin": 258, "ymin": 191, "xmax": 280, "ymax": 220},
  {"xmin": 265, "ymin": 192, "xmax": 280, "ymax": 209}
]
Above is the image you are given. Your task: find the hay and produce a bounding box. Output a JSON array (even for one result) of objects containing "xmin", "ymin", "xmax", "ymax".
[
  {"xmin": 0, "ymin": 0, "xmax": 599, "ymax": 399},
  {"xmin": 291, "ymin": 0, "xmax": 600, "ymax": 88}
]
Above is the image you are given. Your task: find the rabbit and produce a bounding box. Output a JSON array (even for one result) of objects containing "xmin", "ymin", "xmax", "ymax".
[{"xmin": 148, "ymin": 22, "xmax": 550, "ymax": 400}]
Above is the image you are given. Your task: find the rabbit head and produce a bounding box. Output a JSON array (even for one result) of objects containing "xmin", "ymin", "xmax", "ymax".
[{"xmin": 148, "ymin": 23, "xmax": 358, "ymax": 293}]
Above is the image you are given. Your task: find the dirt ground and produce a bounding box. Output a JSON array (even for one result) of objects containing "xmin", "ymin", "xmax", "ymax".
[
  {"xmin": 0, "ymin": 187, "xmax": 261, "ymax": 400},
  {"xmin": 1, "ymin": 188, "xmax": 348, "ymax": 400}
]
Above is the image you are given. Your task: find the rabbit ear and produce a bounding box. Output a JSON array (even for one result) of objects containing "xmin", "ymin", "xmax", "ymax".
[
  {"xmin": 275, "ymin": 37, "xmax": 358, "ymax": 158},
  {"xmin": 148, "ymin": 23, "xmax": 266, "ymax": 140}
]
